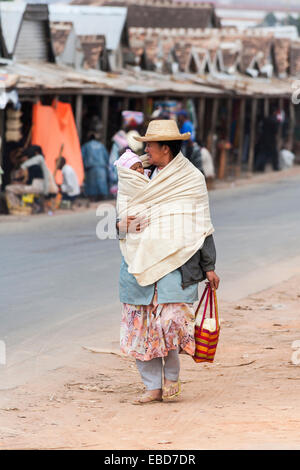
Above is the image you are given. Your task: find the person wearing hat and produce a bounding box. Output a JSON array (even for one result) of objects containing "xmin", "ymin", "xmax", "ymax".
[
  {"xmin": 177, "ymin": 110, "xmax": 196, "ymax": 142},
  {"xmin": 116, "ymin": 120, "xmax": 219, "ymax": 404}
]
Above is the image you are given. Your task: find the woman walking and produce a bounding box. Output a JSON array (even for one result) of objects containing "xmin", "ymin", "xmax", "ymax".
[{"xmin": 116, "ymin": 120, "xmax": 219, "ymax": 404}]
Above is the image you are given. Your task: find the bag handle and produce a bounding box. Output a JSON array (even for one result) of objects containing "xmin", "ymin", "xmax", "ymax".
[
  {"xmin": 194, "ymin": 282, "xmax": 209, "ymax": 319},
  {"xmin": 213, "ymin": 288, "xmax": 219, "ymax": 329},
  {"xmin": 202, "ymin": 287, "xmax": 219, "ymax": 330},
  {"xmin": 199, "ymin": 287, "xmax": 211, "ymax": 330},
  {"xmin": 209, "ymin": 287, "xmax": 213, "ymax": 319},
  {"xmin": 195, "ymin": 283, "xmax": 210, "ymax": 329},
  {"xmin": 196, "ymin": 284, "xmax": 220, "ymax": 331}
]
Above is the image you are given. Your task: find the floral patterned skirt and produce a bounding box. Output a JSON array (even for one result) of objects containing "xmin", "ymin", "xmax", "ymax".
[{"xmin": 120, "ymin": 296, "xmax": 196, "ymax": 361}]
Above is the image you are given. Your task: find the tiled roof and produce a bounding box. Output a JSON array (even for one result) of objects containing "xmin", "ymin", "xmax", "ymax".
[
  {"xmin": 173, "ymin": 41, "xmax": 192, "ymax": 72},
  {"xmin": 72, "ymin": 0, "xmax": 214, "ymax": 9},
  {"xmin": 79, "ymin": 35, "xmax": 106, "ymax": 69},
  {"xmin": 50, "ymin": 21, "xmax": 73, "ymax": 57},
  {"xmin": 220, "ymin": 40, "xmax": 241, "ymax": 73},
  {"xmin": 71, "ymin": 0, "xmax": 220, "ymax": 28},
  {"xmin": 144, "ymin": 35, "xmax": 160, "ymax": 70},
  {"xmin": 125, "ymin": 5, "xmax": 215, "ymax": 29},
  {"xmin": 290, "ymin": 41, "xmax": 300, "ymax": 77},
  {"xmin": 128, "ymin": 28, "xmax": 146, "ymax": 65},
  {"xmin": 239, "ymin": 35, "xmax": 272, "ymax": 73},
  {"xmin": 273, "ymin": 37, "xmax": 290, "ymax": 77},
  {"xmin": 129, "ymin": 28, "xmax": 236, "ymax": 74},
  {"xmin": 128, "ymin": 27, "xmax": 300, "ymax": 78}
]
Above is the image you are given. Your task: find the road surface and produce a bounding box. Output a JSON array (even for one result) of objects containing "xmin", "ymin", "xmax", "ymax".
[{"xmin": 1, "ymin": 172, "xmax": 300, "ymax": 389}]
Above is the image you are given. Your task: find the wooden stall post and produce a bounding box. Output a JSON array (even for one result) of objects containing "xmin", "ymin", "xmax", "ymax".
[
  {"xmin": 218, "ymin": 141, "xmax": 231, "ymax": 180},
  {"xmin": 226, "ymin": 98, "xmax": 233, "ymax": 143},
  {"xmin": 236, "ymin": 97, "xmax": 246, "ymax": 177},
  {"xmin": 143, "ymin": 96, "xmax": 148, "ymax": 120},
  {"xmin": 210, "ymin": 98, "xmax": 219, "ymax": 162},
  {"xmin": 264, "ymin": 98, "xmax": 269, "ymax": 118},
  {"xmin": 75, "ymin": 94, "xmax": 83, "ymax": 143},
  {"xmin": 197, "ymin": 97, "xmax": 205, "ymax": 142},
  {"xmin": 277, "ymin": 97, "xmax": 284, "ymax": 152},
  {"xmin": 0, "ymin": 110, "xmax": 4, "ymax": 169},
  {"xmin": 101, "ymin": 95, "xmax": 109, "ymax": 147},
  {"xmin": 123, "ymin": 96, "xmax": 129, "ymax": 111},
  {"xmin": 287, "ymin": 100, "xmax": 296, "ymax": 151},
  {"xmin": 247, "ymin": 98, "xmax": 258, "ymax": 173}
]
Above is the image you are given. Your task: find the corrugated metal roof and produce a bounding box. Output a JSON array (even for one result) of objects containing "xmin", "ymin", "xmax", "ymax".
[
  {"xmin": 188, "ymin": 72, "xmax": 293, "ymax": 98},
  {"xmin": 14, "ymin": 19, "xmax": 51, "ymax": 62},
  {"xmin": 48, "ymin": 5, "xmax": 127, "ymax": 51},
  {"xmin": 0, "ymin": 59, "xmax": 293, "ymax": 98},
  {"xmin": 0, "ymin": 61, "xmax": 227, "ymax": 96}
]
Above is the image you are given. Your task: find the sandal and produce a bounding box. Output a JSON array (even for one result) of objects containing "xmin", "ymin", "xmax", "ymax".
[
  {"xmin": 162, "ymin": 380, "xmax": 181, "ymax": 400},
  {"xmin": 132, "ymin": 392, "xmax": 163, "ymax": 405}
]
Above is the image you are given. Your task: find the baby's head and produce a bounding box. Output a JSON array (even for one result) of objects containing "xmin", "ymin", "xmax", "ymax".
[
  {"xmin": 114, "ymin": 149, "xmax": 144, "ymax": 174},
  {"xmin": 128, "ymin": 161, "xmax": 144, "ymax": 174}
]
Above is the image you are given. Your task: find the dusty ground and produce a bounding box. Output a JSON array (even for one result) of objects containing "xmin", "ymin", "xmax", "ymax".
[
  {"xmin": 213, "ymin": 164, "xmax": 300, "ymax": 190},
  {"xmin": 1, "ymin": 274, "xmax": 300, "ymax": 450},
  {"xmin": 1, "ymin": 165, "xmax": 300, "ymax": 449}
]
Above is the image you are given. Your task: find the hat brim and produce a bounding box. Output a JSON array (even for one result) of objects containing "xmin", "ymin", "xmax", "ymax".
[{"xmin": 134, "ymin": 132, "xmax": 191, "ymax": 142}]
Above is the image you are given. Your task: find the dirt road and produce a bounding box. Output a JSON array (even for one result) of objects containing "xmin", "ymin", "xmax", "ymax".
[{"xmin": 1, "ymin": 273, "xmax": 300, "ymax": 450}]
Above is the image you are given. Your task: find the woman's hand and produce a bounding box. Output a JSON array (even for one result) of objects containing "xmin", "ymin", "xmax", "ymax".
[
  {"xmin": 206, "ymin": 271, "xmax": 220, "ymax": 290},
  {"xmin": 117, "ymin": 216, "xmax": 148, "ymax": 234}
]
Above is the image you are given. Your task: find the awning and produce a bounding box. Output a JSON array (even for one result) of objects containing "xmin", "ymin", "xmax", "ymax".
[{"xmin": 0, "ymin": 71, "xmax": 20, "ymax": 109}]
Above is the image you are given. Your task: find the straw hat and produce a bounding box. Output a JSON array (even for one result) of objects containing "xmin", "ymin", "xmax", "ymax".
[
  {"xmin": 126, "ymin": 130, "xmax": 144, "ymax": 152},
  {"xmin": 133, "ymin": 119, "xmax": 191, "ymax": 142}
]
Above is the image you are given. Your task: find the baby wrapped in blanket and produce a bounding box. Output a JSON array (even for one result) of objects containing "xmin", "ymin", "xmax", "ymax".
[
  {"xmin": 115, "ymin": 149, "xmax": 214, "ymax": 287},
  {"xmin": 114, "ymin": 149, "xmax": 151, "ymax": 178}
]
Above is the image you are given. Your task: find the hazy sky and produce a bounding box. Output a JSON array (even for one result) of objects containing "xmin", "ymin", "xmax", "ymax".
[{"xmin": 212, "ymin": 0, "xmax": 300, "ymax": 10}]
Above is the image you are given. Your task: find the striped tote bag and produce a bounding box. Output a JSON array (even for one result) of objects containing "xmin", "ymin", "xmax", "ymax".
[{"xmin": 193, "ymin": 283, "xmax": 220, "ymax": 363}]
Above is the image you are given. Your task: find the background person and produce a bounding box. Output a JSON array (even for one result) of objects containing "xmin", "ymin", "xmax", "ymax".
[
  {"xmin": 20, "ymin": 145, "xmax": 58, "ymax": 197},
  {"xmin": 198, "ymin": 140, "xmax": 215, "ymax": 189},
  {"xmin": 255, "ymin": 108, "xmax": 280, "ymax": 172},
  {"xmin": 184, "ymin": 137, "xmax": 202, "ymax": 172},
  {"xmin": 177, "ymin": 109, "xmax": 196, "ymax": 156},
  {"xmin": 176, "ymin": 110, "xmax": 196, "ymax": 140},
  {"xmin": 81, "ymin": 133, "xmax": 110, "ymax": 201},
  {"xmin": 55, "ymin": 156, "xmax": 80, "ymax": 205},
  {"xmin": 5, "ymin": 163, "xmax": 44, "ymax": 213},
  {"xmin": 108, "ymin": 112, "xmax": 144, "ymax": 197},
  {"xmin": 108, "ymin": 130, "xmax": 129, "ymax": 194}
]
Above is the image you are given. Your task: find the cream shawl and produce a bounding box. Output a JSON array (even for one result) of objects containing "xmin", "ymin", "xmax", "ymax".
[{"xmin": 117, "ymin": 152, "xmax": 214, "ymax": 286}]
